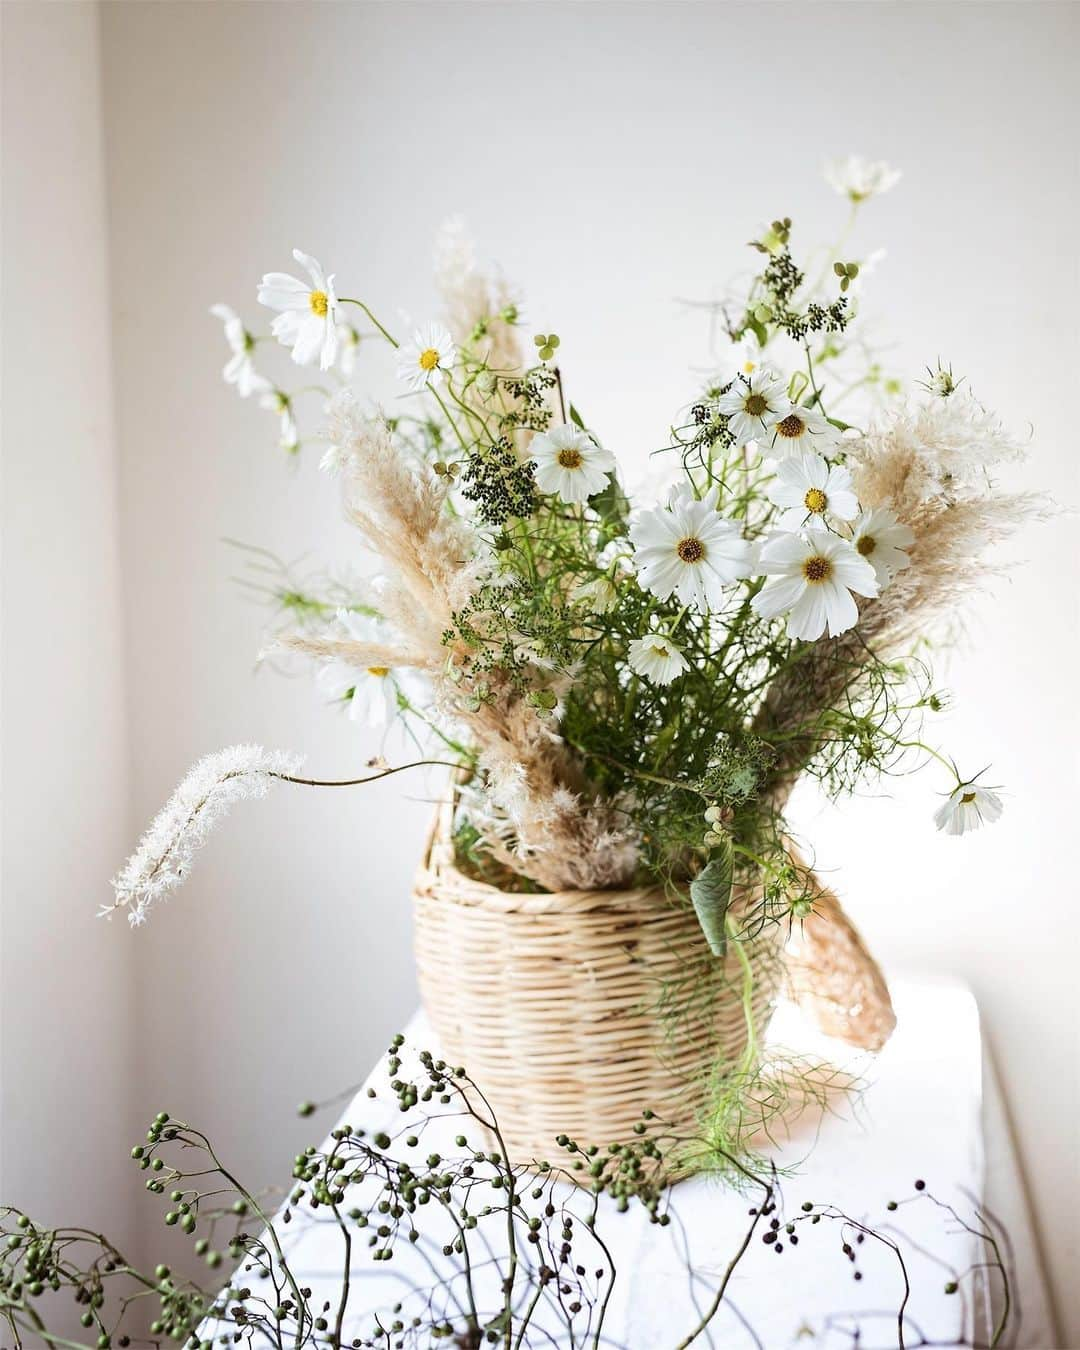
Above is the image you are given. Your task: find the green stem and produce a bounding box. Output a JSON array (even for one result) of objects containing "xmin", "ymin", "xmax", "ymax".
[
  {"xmin": 338, "ymin": 298, "xmax": 399, "ymax": 349},
  {"xmin": 429, "ymin": 387, "xmax": 470, "ymax": 454}
]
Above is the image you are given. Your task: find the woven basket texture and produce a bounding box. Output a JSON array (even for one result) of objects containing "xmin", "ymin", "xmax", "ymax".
[{"xmin": 413, "ymin": 805, "xmax": 782, "ymax": 1164}]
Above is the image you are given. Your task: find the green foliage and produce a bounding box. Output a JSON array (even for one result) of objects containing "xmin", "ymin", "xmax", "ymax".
[{"xmin": 689, "ymin": 842, "xmax": 733, "ymax": 957}]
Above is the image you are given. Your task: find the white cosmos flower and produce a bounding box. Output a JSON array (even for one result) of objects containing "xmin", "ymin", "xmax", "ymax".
[
  {"xmin": 752, "ymin": 531, "xmax": 878, "ymax": 641},
  {"xmin": 336, "ymin": 324, "xmax": 362, "ymax": 378},
  {"xmin": 316, "ymin": 611, "xmax": 406, "ymax": 728},
  {"xmin": 727, "ymin": 331, "xmax": 768, "ymax": 381},
  {"xmin": 530, "ymin": 426, "xmax": 615, "ymax": 504},
  {"xmin": 769, "ymin": 402, "xmax": 840, "ymax": 458},
  {"xmin": 849, "ymin": 506, "xmax": 914, "ymax": 587},
  {"xmin": 824, "ymin": 155, "xmax": 902, "ymax": 203},
  {"xmin": 318, "ymin": 659, "xmax": 402, "ymax": 727},
  {"xmin": 627, "ymin": 633, "xmax": 689, "ymax": 685},
  {"xmin": 933, "ymin": 779, "xmax": 1004, "ymax": 836},
  {"xmin": 630, "ymin": 483, "xmax": 752, "ymax": 611},
  {"xmin": 257, "ymin": 250, "xmax": 339, "ymax": 370},
  {"xmin": 397, "ymin": 321, "xmax": 456, "ymax": 391},
  {"xmin": 572, "ymin": 574, "xmax": 619, "ymax": 614},
  {"xmin": 209, "ymin": 304, "xmax": 269, "ymax": 398},
  {"xmin": 716, "ymin": 369, "xmax": 787, "ymax": 447},
  {"xmin": 767, "ymin": 452, "xmax": 859, "ymax": 532},
  {"xmin": 260, "ymin": 390, "xmax": 299, "ymax": 452}
]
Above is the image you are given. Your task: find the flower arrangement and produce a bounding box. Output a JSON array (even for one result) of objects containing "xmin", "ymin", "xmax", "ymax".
[{"xmin": 108, "ymin": 156, "xmax": 1041, "ymax": 1177}]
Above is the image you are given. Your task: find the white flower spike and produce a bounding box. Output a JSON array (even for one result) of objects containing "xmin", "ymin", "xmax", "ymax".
[
  {"xmin": 105, "ymin": 746, "xmax": 304, "ymax": 927},
  {"xmin": 752, "ymin": 531, "xmax": 877, "ymax": 641},
  {"xmin": 630, "ymin": 483, "xmax": 752, "ymax": 611},
  {"xmin": 934, "ymin": 778, "xmax": 1004, "ymax": 836},
  {"xmin": 530, "ymin": 426, "xmax": 615, "ymax": 504},
  {"xmin": 397, "ymin": 321, "xmax": 457, "ymax": 392},
  {"xmin": 627, "ymin": 633, "xmax": 689, "ymax": 686},
  {"xmin": 209, "ymin": 304, "xmax": 269, "ymax": 397},
  {"xmin": 767, "ymin": 452, "xmax": 859, "ymax": 533}
]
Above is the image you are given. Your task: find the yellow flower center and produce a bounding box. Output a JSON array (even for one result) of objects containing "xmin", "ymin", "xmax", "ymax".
[
  {"xmin": 742, "ymin": 359, "xmax": 757, "ymax": 375},
  {"xmin": 676, "ymin": 536, "xmax": 705, "ymax": 564},
  {"xmin": 309, "ymin": 290, "xmax": 329, "ymax": 317},
  {"xmin": 802, "ymin": 555, "xmax": 833, "ymax": 583},
  {"xmin": 649, "ymin": 643, "xmax": 670, "ymax": 658},
  {"xmin": 744, "ymin": 393, "xmax": 768, "ymax": 417},
  {"xmin": 803, "ymin": 487, "xmax": 827, "ymax": 514},
  {"xmin": 366, "ymin": 666, "xmax": 390, "ymax": 678},
  {"xmin": 960, "ymin": 790, "xmax": 977, "ymax": 804},
  {"xmin": 776, "ymin": 413, "xmax": 806, "ymax": 439},
  {"xmin": 418, "ymin": 347, "xmax": 440, "ymax": 371},
  {"xmin": 856, "ymin": 534, "xmax": 876, "ymax": 556},
  {"xmin": 556, "ymin": 447, "xmax": 584, "ymax": 469}
]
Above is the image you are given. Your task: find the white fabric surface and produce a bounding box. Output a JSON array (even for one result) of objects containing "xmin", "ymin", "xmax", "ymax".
[{"xmin": 232, "ymin": 975, "xmax": 1055, "ymax": 1347}]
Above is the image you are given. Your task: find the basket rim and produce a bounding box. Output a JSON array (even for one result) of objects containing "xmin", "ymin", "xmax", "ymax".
[{"xmin": 416, "ymin": 789, "xmax": 673, "ymax": 916}]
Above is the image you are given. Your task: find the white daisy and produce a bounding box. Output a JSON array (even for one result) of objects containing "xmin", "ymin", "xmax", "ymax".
[
  {"xmin": 316, "ymin": 611, "xmax": 405, "ymax": 728},
  {"xmin": 397, "ymin": 321, "xmax": 456, "ymax": 391},
  {"xmin": 715, "ymin": 369, "xmax": 787, "ymax": 447},
  {"xmin": 209, "ymin": 304, "xmax": 269, "ymax": 398},
  {"xmin": 751, "ymin": 531, "xmax": 878, "ymax": 641},
  {"xmin": 933, "ymin": 779, "xmax": 1004, "ymax": 836},
  {"xmin": 728, "ymin": 331, "xmax": 768, "ymax": 380},
  {"xmin": 627, "ymin": 633, "xmax": 689, "ymax": 685},
  {"xmin": 257, "ymin": 250, "xmax": 339, "ymax": 371},
  {"xmin": 260, "ymin": 390, "xmax": 299, "ymax": 452},
  {"xmin": 318, "ymin": 659, "xmax": 400, "ymax": 727},
  {"xmin": 849, "ymin": 507, "xmax": 914, "ymax": 587},
  {"xmin": 768, "ymin": 402, "xmax": 840, "ymax": 458},
  {"xmin": 630, "ymin": 484, "xmax": 752, "ymax": 611},
  {"xmin": 572, "ymin": 574, "xmax": 619, "ymax": 614},
  {"xmin": 767, "ymin": 452, "xmax": 859, "ymax": 532},
  {"xmin": 530, "ymin": 426, "xmax": 615, "ymax": 504},
  {"xmin": 824, "ymin": 155, "xmax": 902, "ymax": 203}
]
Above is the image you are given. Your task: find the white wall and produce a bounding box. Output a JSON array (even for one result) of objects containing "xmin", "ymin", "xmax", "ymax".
[
  {"xmin": 4, "ymin": 0, "xmax": 1069, "ymax": 1338},
  {"xmin": 1, "ymin": 0, "xmax": 135, "ymax": 1261}
]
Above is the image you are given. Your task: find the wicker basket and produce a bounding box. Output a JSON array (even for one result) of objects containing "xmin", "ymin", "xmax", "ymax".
[{"xmin": 412, "ymin": 797, "xmax": 782, "ymax": 1164}]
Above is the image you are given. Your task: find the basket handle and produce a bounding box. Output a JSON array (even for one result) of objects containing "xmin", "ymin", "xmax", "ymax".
[{"xmin": 782, "ymin": 850, "xmax": 897, "ymax": 1052}]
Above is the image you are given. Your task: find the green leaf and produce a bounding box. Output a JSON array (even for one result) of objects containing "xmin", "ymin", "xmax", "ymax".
[
  {"xmin": 568, "ymin": 402, "xmax": 586, "ymax": 431},
  {"xmin": 590, "ymin": 471, "xmax": 629, "ymax": 525},
  {"xmin": 746, "ymin": 316, "xmax": 768, "ymax": 348},
  {"xmin": 690, "ymin": 839, "xmax": 733, "ymax": 957}
]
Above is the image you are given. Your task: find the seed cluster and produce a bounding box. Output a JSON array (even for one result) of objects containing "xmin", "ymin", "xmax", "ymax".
[{"xmin": 460, "ymin": 437, "xmax": 538, "ymax": 525}]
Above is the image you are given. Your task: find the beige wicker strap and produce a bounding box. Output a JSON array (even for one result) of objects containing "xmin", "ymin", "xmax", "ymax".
[{"xmin": 783, "ymin": 851, "xmax": 896, "ymax": 1052}]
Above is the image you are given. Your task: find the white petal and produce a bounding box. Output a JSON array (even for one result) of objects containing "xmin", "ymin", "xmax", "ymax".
[
  {"xmin": 822, "ymin": 581, "xmax": 858, "ymax": 636},
  {"xmin": 752, "ymin": 573, "xmax": 806, "ymax": 620},
  {"xmin": 787, "ymin": 586, "xmax": 828, "ymax": 641}
]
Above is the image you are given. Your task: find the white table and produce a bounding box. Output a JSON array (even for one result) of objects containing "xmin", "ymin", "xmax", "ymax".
[{"xmin": 230, "ymin": 976, "xmax": 1056, "ymax": 1348}]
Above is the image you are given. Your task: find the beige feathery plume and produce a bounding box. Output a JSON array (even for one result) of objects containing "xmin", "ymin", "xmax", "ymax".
[
  {"xmin": 756, "ymin": 395, "xmax": 1044, "ymax": 1050},
  {"xmin": 757, "ymin": 395, "xmax": 1045, "ymax": 801},
  {"xmin": 435, "ymin": 218, "xmax": 523, "ymax": 374},
  {"xmin": 279, "ymin": 393, "xmax": 635, "ymax": 891}
]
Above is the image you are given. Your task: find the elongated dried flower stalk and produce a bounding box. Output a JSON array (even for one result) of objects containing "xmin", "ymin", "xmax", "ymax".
[
  {"xmin": 757, "ymin": 393, "xmax": 1044, "ymax": 806},
  {"xmin": 105, "ymin": 746, "xmax": 304, "ymax": 926},
  {"xmin": 281, "ymin": 394, "xmax": 635, "ymax": 891},
  {"xmin": 435, "ymin": 217, "xmax": 523, "ymax": 374}
]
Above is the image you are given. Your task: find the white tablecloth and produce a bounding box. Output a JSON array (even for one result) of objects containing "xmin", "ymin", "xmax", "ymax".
[{"xmin": 228, "ymin": 975, "xmax": 1057, "ymax": 1347}]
